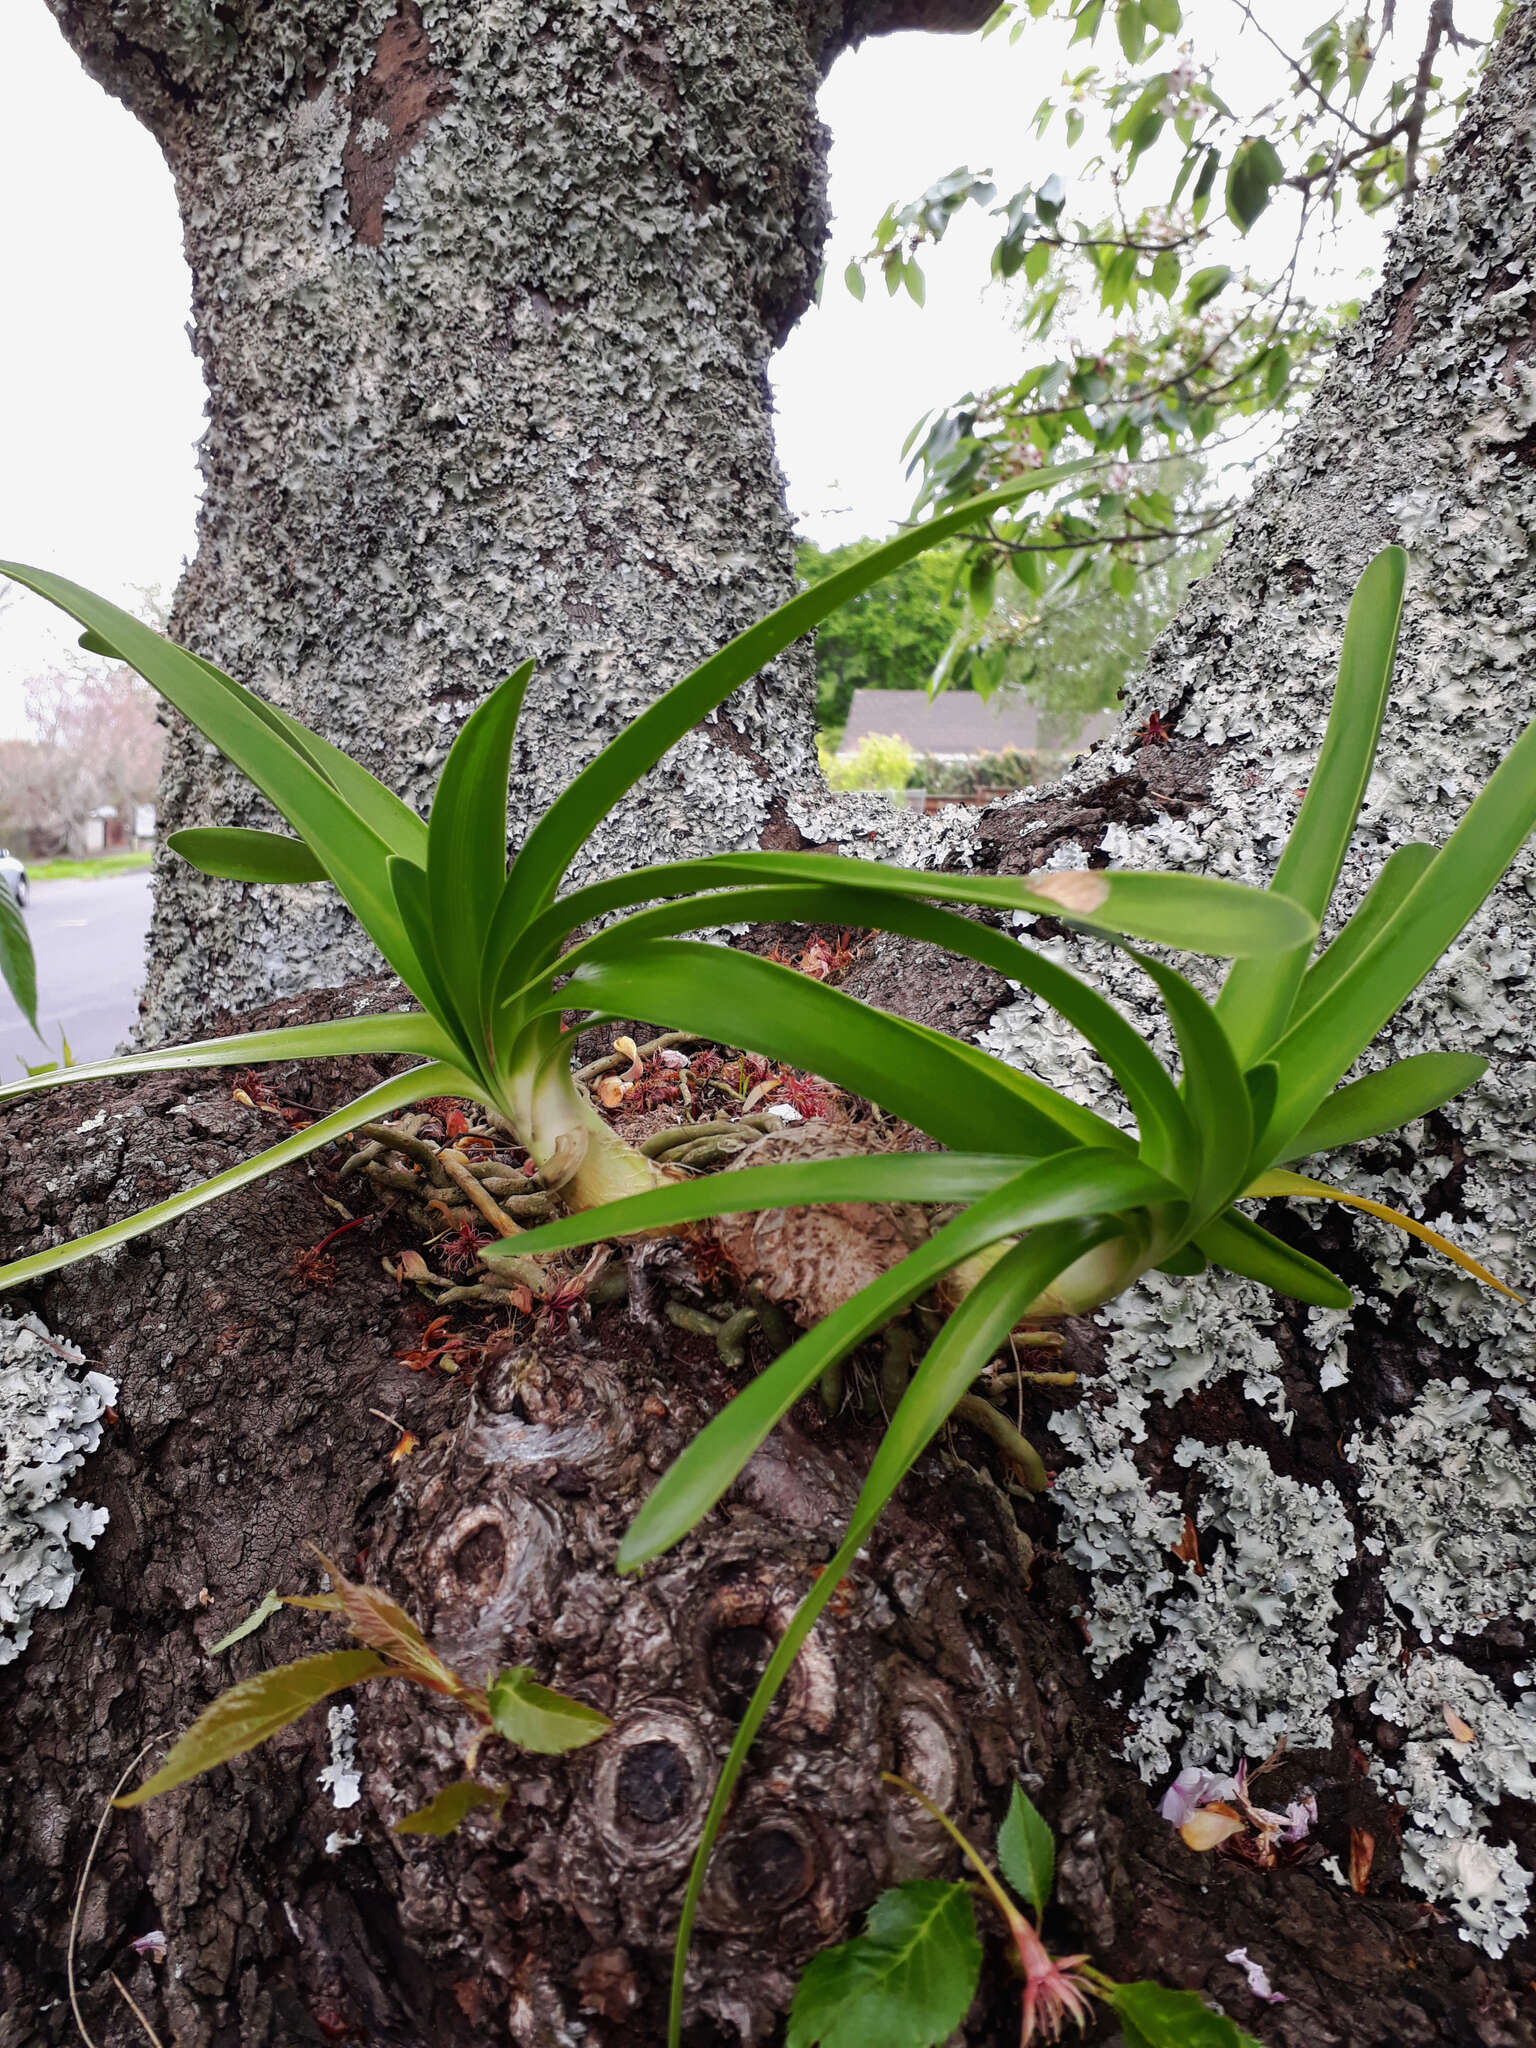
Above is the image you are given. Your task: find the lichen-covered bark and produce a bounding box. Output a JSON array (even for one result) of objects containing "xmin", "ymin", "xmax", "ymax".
[
  {"xmin": 11, "ymin": 1, "xmax": 1536, "ymax": 2039},
  {"xmin": 43, "ymin": 0, "xmax": 990, "ymax": 1041},
  {"xmin": 4, "ymin": 981, "xmax": 1527, "ymax": 2048}
]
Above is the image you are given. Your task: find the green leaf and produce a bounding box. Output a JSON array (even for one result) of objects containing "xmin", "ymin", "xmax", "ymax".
[
  {"xmin": 1184, "ymin": 263, "xmax": 1232, "ymax": 311},
  {"xmin": 516, "ymin": 849, "xmax": 1315, "ymax": 975},
  {"xmin": 0, "ymin": 1060, "xmax": 465, "ymax": 1293},
  {"xmin": 488, "ymin": 463, "xmax": 1096, "ymax": 946},
  {"xmin": 1143, "ymin": 0, "xmax": 1180, "ymax": 28},
  {"xmin": 1288, "ymin": 841, "xmax": 1435, "ymax": 1030},
  {"xmin": 1134, "ymin": 956, "xmax": 1253, "ymax": 1224},
  {"xmin": 845, "ymin": 259, "xmax": 866, "ymax": 301},
  {"xmin": 0, "ymin": 1010, "xmax": 454, "ymax": 1110},
  {"xmin": 1116, "ymin": 0, "xmax": 1146, "ymax": 62},
  {"xmin": 1194, "ymin": 1208, "xmax": 1352, "ymax": 1309},
  {"xmin": 427, "ymin": 660, "xmax": 533, "ymax": 1037},
  {"xmin": 997, "ymin": 1783, "xmax": 1055, "ymax": 1916},
  {"xmin": 486, "ymin": 1153, "xmax": 1042, "ymax": 1261},
  {"xmin": 0, "ymin": 884, "xmax": 38, "ymax": 1036},
  {"xmin": 486, "ymin": 1667, "xmax": 611, "ymax": 1754},
  {"xmin": 1190, "ymin": 146, "xmax": 1220, "ymax": 222},
  {"xmin": 1225, "ymin": 136, "xmax": 1284, "ymax": 233},
  {"xmin": 0, "ymin": 566, "xmax": 431, "ymax": 996},
  {"xmin": 1106, "ymin": 1977, "xmax": 1258, "ymax": 2047},
  {"xmin": 667, "ymin": 1220, "xmax": 1114, "ymax": 2048},
  {"xmin": 388, "ymin": 855, "xmax": 476, "ymax": 1065},
  {"xmin": 1149, "ymin": 247, "xmax": 1181, "ymax": 300},
  {"xmin": 1267, "ymin": 701, "xmax": 1536, "ymax": 1151},
  {"xmin": 786, "ymin": 1882, "xmax": 981, "ymax": 2048},
  {"xmin": 1216, "ymin": 547, "xmax": 1407, "ymax": 1064},
  {"xmin": 168, "ymin": 828, "xmax": 330, "ymax": 885},
  {"xmin": 620, "ymin": 1152, "xmax": 1172, "ymax": 1572},
  {"xmin": 552, "ymin": 939, "xmax": 1097, "ymax": 1157},
  {"xmin": 114, "ymin": 1648, "xmax": 387, "ymax": 1805},
  {"xmin": 537, "ymin": 874, "xmax": 1185, "ymax": 1169},
  {"xmin": 1279, "ymin": 1052, "xmax": 1487, "ymax": 1163},
  {"xmin": 393, "ymin": 1780, "xmax": 507, "ymax": 1836},
  {"xmin": 208, "ymin": 1589, "xmax": 282, "ymax": 1656}
]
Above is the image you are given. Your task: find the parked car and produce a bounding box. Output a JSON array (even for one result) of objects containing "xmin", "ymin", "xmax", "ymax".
[{"xmin": 0, "ymin": 848, "xmax": 28, "ymax": 908}]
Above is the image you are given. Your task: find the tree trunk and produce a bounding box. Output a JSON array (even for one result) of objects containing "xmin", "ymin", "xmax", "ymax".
[
  {"xmin": 42, "ymin": 0, "xmax": 989, "ymax": 1041},
  {"xmin": 9, "ymin": 3, "xmax": 1536, "ymax": 2044}
]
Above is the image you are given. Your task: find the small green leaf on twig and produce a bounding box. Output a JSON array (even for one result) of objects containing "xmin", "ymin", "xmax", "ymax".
[
  {"xmin": 1105, "ymin": 1976, "xmax": 1263, "ymax": 2047},
  {"xmin": 997, "ymin": 1782, "xmax": 1056, "ymax": 1918},
  {"xmin": 787, "ymin": 1881, "xmax": 981, "ymax": 2048},
  {"xmin": 393, "ymin": 1780, "xmax": 508, "ymax": 1836},
  {"xmin": 486, "ymin": 1667, "xmax": 611, "ymax": 1754},
  {"xmin": 208, "ymin": 1588, "xmax": 282, "ymax": 1656}
]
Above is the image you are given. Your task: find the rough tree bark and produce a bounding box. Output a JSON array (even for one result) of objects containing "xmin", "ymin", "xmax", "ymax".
[
  {"xmin": 43, "ymin": 0, "xmax": 990, "ymax": 1040},
  {"xmin": 8, "ymin": 3, "xmax": 1536, "ymax": 2046}
]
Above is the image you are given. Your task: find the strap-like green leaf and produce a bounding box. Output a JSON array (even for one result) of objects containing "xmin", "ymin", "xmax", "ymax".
[
  {"xmin": 0, "ymin": 565, "xmax": 430, "ymax": 993},
  {"xmin": 169, "ymin": 827, "xmax": 330, "ymax": 884},
  {"xmin": 387, "ymin": 857, "xmax": 478, "ymax": 1073},
  {"xmin": 553, "ymin": 881, "xmax": 1164, "ymax": 1158},
  {"xmin": 1194, "ymin": 1208, "xmax": 1352, "ymax": 1308},
  {"xmin": 0, "ymin": 885, "xmax": 38, "ymax": 1036},
  {"xmin": 0, "ymin": 1061, "xmax": 464, "ymax": 1292},
  {"xmin": 1216, "ymin": 546, "xmax": 1407, "ymax": 1062},
  {"xmin": 507, "ymin": 851, "xmax": 1314, "ymax": 990},
  {"xmin": 1288, "ymin": 841, "xmax": 1435, "ymax": 1030},
  {"xmin": 0, "ymin": 1010, "xmax": 454, "ymax": 1109},
  {"xmin": 485, "ymin": 1153, "xmax": 1045, "ymax": 1262},
  {"xmin": 1277, "ymin": 1051, "xmax": 1487, "ymax": 1163},
  {"xmin": 1266, "ymin": 707, "xmax": 1536, "ymax": 1150},
  {"xmin": 1134, "ymin": 955, "xmax": 1252, "ymax": 1224},
  {"xmin": 428, "ymin": 661, "xmax": 533, "ymax": 1038},
  {"xmin": 497, "ymin": 463, "xmax": 1097, "ymax": 940},
  {"xmin": 665, "ymin": 1219, "xmax": 1113, "ymax": 2048},
  {"xmin": 619, "ymin": 1150, "xmax": 1174, "ymax": 1573},
  {"xmin": 549, "ymin": 938, "xmax": 1098, "ymax": 1157},
  {"xmin": 114, "ymin": 1648, "xmax": 387, "ymax": 1806}
]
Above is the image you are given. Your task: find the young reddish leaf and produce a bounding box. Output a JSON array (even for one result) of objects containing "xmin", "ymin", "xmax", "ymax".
[
  {"xmin": 393, "ymin": 1780, "xmax": 508, "ymax": 1836},
  {"xmin": 486, "ymin": 1667, "xmax": 611, "ymax": 1754},
  {"xmin": 114, "ymin": 1649, "xmax": 387, "ymax": 1806},
  {"xmin": 311, "ymin": 1550, "xmax": 467, "ymax": 1699}
]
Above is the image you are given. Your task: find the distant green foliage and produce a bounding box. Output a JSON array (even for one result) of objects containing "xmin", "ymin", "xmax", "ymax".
[
  {"xmin": 798, "ymin": 538, "xmax": 971, "ymax": 726},
  {"xmin": 818, "ymin": 731, "xmax": 919, "ymax": 792}
]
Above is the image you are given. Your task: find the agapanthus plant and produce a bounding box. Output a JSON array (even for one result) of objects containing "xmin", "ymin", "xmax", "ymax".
[
  {"xmin": 491, "ymin": 547, "xmax": 1534, "ymax": 2041},
  {"xmin": 0, "ymin": 461, "xmax": 1302, "ymax": 1295}
]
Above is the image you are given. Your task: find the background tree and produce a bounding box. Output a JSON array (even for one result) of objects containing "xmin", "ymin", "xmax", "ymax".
[{"xmin": 846, "ymin": 0, "xmax": 1492, "ymax": 680}]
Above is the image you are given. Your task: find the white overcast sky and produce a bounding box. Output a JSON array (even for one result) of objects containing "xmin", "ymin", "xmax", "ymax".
[{"xmin": 0, "ymin": 1, "xmax": 1495, "ymax": 736}]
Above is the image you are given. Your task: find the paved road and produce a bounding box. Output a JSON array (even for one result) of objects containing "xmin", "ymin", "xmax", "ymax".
[{"xmin": 0, "ymin": 872, "xmax": 153, "ymax": 1074}]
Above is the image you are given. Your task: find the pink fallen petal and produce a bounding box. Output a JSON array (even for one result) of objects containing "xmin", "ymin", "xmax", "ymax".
[
  {"xmin": 1159, "ymin": 1766, "xmax": 1234, "ymax": 1827},
  {"xmin": 130, "ymin": 1930, "xmax": 168, "ymax": 1961},
  {"xmin": 1280, "ymin": 1793, "xmax": 1318, "ymax": 1842},
  {"xmin": 658, "ymin": 1050, "xmax": 690, "ymax": 1069},
  {"xmin": 1226, "ymin": 1948, "xmax": 1287, "ymax": 2003}
]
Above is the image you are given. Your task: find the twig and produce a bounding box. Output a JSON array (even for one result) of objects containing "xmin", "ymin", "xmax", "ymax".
[
  {"xmin": 69, "ymin": 1736, "xmax": 168, "ymax": 2048},
  {"xmin": 437, "ymin": 1148, "xmax": 523, "ymax": 1239},
  {"xmin": 109, "ymin": 1973, "xmax": 167, "ymax": 2048}
]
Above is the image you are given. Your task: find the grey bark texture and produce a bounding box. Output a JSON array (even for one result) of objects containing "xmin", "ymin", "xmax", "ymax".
[{"xmin": 44, "ymin": 0, "xmax": 990, "ymax": 1042}]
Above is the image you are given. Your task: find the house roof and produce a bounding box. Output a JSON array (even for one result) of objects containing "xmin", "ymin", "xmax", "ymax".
[{"xmin": 837, "ymin": 688, "xmax": 1117, "ymax": 761}]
